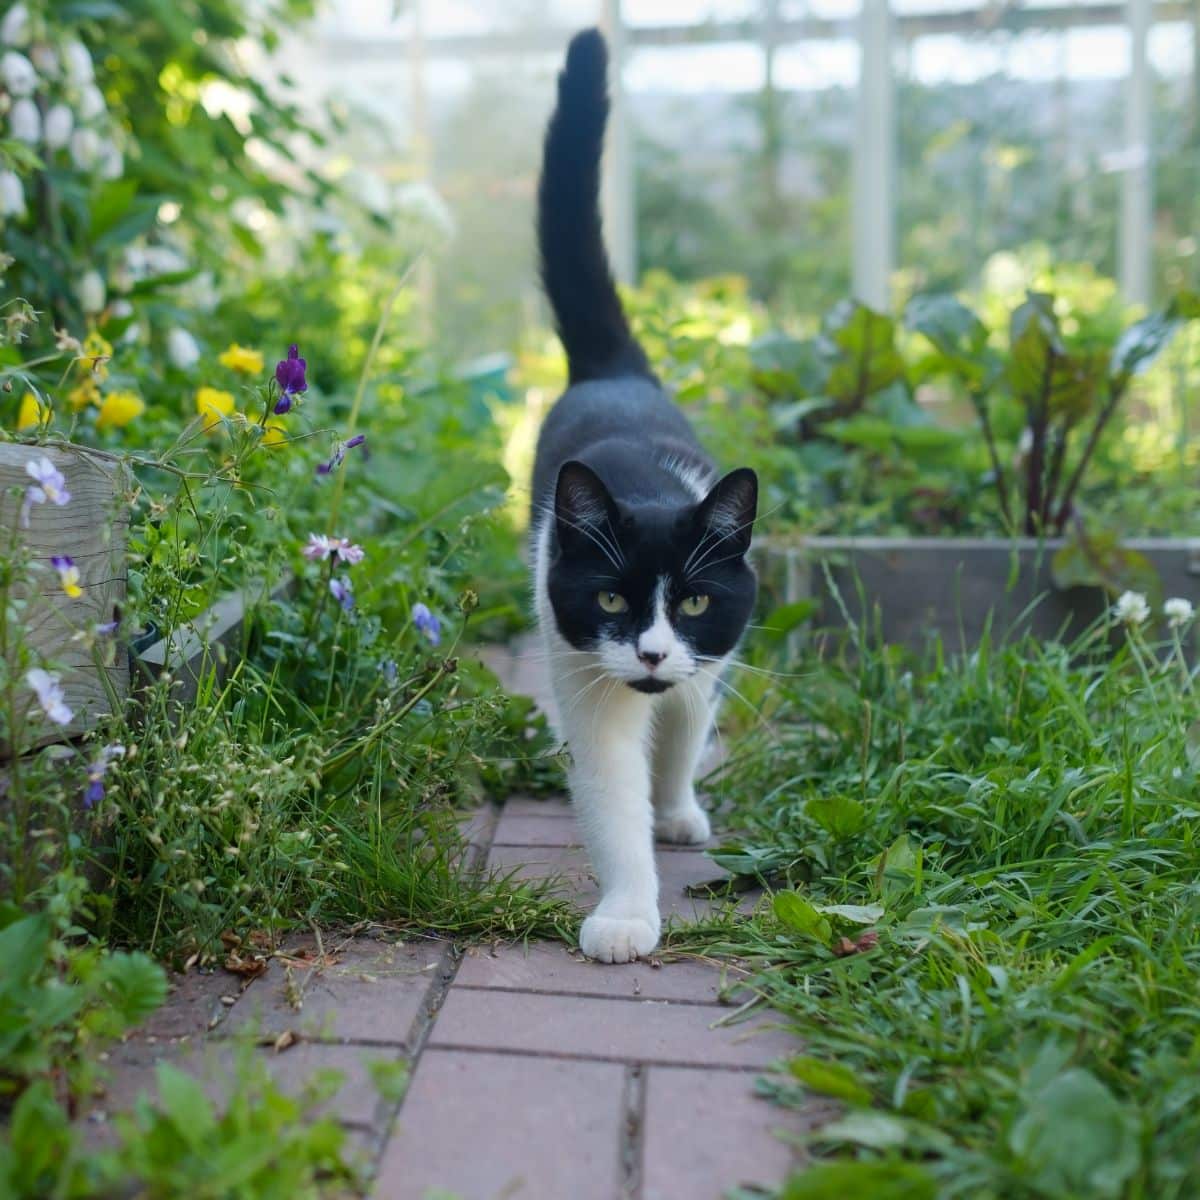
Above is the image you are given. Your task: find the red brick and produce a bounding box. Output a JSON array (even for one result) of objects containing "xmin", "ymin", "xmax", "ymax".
[
  {"xmin": 641, "ymin": 1067, "xmax": 808, "ymax": 1200},
  {"xmin": 456, "ymin": 941, "xmax": 750, "ymax": 1004},
  {"xmin": 375, "ymin": 1049, "xmax": 624, "ymax": 1200},
  {"xmin": 222, "ymin": 937, "xmax": 450, "ymax": 1045},
  {"xmin": 428, "ymin": 989, "xmax": 798, "ymax": 1067},
  {"xmin": 486, "ymin": 844, "xmax": 757, "ymax": 920}
]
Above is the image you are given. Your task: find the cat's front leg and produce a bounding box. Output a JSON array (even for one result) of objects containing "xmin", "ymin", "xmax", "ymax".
[
  {"xmin": 555, "ymin": 671, "xmax": 660, "ymax": 963},
  {"xmin": 650, "ymin": 674, "xmax": 716, "ymax": 845}
]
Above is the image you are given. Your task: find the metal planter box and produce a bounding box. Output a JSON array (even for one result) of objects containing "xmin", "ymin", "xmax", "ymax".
[{"xmin": 758, "ymin": 537, "xmax": 1200, "ymax": 655}]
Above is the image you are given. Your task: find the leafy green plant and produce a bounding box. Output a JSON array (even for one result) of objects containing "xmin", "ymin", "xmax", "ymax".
[{"xmin": 677, "ymin": 600, "xmax": 1200, "ymax": 1199}]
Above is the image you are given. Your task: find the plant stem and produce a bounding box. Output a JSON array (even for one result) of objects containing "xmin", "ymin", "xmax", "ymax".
[
  {"xmin": 970, "ymin": 387, "xmax": 1012, "ymax": 530},
  {"xmin": 1054, "ymin": 378, "xmax": 1128, "ymax": 531}
]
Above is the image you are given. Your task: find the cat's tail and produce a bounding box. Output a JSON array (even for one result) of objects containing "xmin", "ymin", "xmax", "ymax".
[{"xmin": 538, "ymin": 28, "xmax": 653, "ymax": 385}]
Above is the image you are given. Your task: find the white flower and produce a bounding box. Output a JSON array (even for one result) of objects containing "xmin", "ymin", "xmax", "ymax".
[
  {"xmin": 1, "ymin": 5, "xmax": 31, "ymax": 48},
  {"xmin": 77, "ymin": 83, "xmax": 105, "ymax": 121},
  {"xmin": 77, "ymin": 269, "xmax": 105, "ymax": 314},
  {"xmin": 43, "ymin": 103, "xmax": 73, "ymax": 150},
  {"xmin": 63, "ymin": 39, "xmax": 93, "ymax": 86},
  {"xmin": 26, "ymin": 668, "xmax": 73, "ymax": 727},
  {"xmin": 8, "ymin": 96, "xmax": 39, "ymax": 143},
  {"xmin": 1113, "ymin": 590, "xmax": 1150, "ymax": 627},
  {"xmin": 97, "ymin": 138, "xmax": 122, "ymax": 181},
  {"xmin": 1, "ymin": 49, "xmax": 36, "ymax": 94},
  {"xmin": 69, "ymin": 126, "xmax": 99, "ymax": 170},
  {"xmin": 1164, "ymin": 597, "xmax": 1195, "ymax": 630},
  {"xmin": 167, "ymin": 326, "xmax": 200, "ymax": 369},
  {"xmin": 0, "ymin": 169, "xmax": 24, "ymax": 217}
]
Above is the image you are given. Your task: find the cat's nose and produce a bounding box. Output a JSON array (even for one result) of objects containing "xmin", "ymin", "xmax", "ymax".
[{"xmin": 638, "ymin": 649, "xmax": 666, "ymax": 669}]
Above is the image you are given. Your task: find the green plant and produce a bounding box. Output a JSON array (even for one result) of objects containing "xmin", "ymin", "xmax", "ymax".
[{"xmin": 675, "ymin": 599, "xmax": 1200, "ymax": 1199}]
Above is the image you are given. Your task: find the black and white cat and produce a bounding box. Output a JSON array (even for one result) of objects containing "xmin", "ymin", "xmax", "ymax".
[{"xmin": 530, "ymin": 29, "xmax": 759, "ymax": 963}]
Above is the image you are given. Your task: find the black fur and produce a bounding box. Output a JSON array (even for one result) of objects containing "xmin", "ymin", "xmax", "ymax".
[
  {"xmin": 532, "ymin": 29, "xmax": 759, "ymax": 673},
  {"xmin": 537, "ymin": 29, "xmax": 651, "ymax": 385}
]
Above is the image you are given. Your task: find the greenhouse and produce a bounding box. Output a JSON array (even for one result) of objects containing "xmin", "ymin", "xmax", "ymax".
[{"xmin": 1, "ymin": 1, "xmax": 1197, "ymax": 1198}]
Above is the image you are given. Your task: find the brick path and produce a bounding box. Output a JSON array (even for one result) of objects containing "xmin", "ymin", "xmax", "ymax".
[{"xmin": 86, "ymin": 646, "xmax": 824, "ymax": 1198}]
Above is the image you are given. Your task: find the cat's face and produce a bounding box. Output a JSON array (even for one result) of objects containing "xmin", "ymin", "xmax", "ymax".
[{"xmin": 547, "ymin": 462, "xmax": 758, "ymax": 691}]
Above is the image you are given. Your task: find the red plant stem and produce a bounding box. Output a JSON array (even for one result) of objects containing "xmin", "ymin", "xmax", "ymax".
[
  {"xmin": 970, "ymin": 387, "xmax": 1013, "ymax": 530},
  {"xmin": 1054, "ymin": 379, "xmax": 1128, "ymax": 531}
]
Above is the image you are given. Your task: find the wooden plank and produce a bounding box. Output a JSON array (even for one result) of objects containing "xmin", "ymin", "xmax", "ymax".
[{"xmin": 0, "ymin": 444, "xmax": 128, "ymax": 750}]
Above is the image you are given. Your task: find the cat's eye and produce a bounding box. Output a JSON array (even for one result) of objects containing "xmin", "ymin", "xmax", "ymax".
[
  {"xmin": 597, "ymin": 591, "xmax": 628, "ymax": 614},
  {"xmin": 680, "ymin": 594, "xmax": 710, "ymax": 617}
]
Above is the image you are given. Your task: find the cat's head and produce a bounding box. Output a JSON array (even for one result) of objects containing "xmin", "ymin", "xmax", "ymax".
[{"xmin": 547, "ymin": 461, "xmax": 758, "ymax": 691}]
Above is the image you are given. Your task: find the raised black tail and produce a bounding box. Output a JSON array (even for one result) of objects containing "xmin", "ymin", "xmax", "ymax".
[{"xmin": 538, "ymin": 29, "xmax": 652, "ymax": 385}]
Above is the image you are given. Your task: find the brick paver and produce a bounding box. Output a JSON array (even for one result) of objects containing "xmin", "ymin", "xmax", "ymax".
[{"xmin": 83, "ymin": 640, "xmax": 818, "ymax": 1198}]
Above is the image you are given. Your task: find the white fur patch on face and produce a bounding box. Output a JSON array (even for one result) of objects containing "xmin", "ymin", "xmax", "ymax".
[{"xmin": 595, "ymin": 576, "xmax": 696, "ymax": 686}]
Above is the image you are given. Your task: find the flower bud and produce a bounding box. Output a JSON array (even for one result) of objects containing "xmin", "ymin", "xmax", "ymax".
[
  {"xmin": 78, "ymin": 269, "xmax": 106, "ymax": 314},
  {"xmin": 167, "ymin": 326, "xmax": 200, "ymax": 369},
  {"xmin": 0, "ymin": 169, "xmax": 24, "ymax": 217},
  {"xmin": 63, "ymin": 39, "xmax": 93, "ymax": 86},
  {"xmin": 69, "ymin": 126, "xmax": 99, "ymax": 170},
  {"xmin": 1, "ymin": 49, "xmax": 36, "ymax": 95},
  {"xmin": 1, "ymin": 5, "xmax": 31, "ymax": 48},
  {"xmin": 43, "ymin": 103, "xmax": 73, "ymax": 150},
  {"xmin": 8, "ymin": 96, "xmax": 39, "ymax": 143}
]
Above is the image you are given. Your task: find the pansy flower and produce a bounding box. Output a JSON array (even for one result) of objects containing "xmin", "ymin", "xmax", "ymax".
[
  {"xmin": 316, "ymin": 434, "xmax": 365, "ymax": 476},
  {"xmin": 273, "ymin": 344, "xmax": 308, "ymax": 414},
  {"xmin": 412, "ymin": 602, "xmax": 441, "ymax": 646},
  {"xmin": 329, "ymin": 576, "xmax": 355, "ymax": 612},
  {"xmin": 26, "ymin": 667, "xmax": 73, "ymax": 726},
  {"xmin": 22, "ymin": 456, "xmax": 70, "ymax": 526},
  {"xmin": 84, "ymin": 743, "xmax": 125, "ymax": 809},
  {"xmin": 51, "ymin": 555, "xmax": 83, "ymax": 598},
  {"xmin": 302, "ymin": 533, "xmax": 365, "ymax": 565}
]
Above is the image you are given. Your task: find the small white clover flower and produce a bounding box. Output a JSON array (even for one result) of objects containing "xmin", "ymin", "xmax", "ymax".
[
  {"xmin": 77, "ymin": 82, "xmax": 106, "ymax": 121},
  {"xmin": 26, "ymin": 668, "xmax": 73, "ymax": 726},
  {"xmin": 29, "ymin": 43, "xmax": 57, "ymax": 76},
  {"xmin": 63, "ymin": 39, "xmax": 93, "ymax": 86},
  {"xmin": 1113, "ymin": 590, "xmax": 1151, "ymax": 627},
  {"xmin": 97, "ymin": 138, "xmax": 122, "ymax": 181},
  {"xmin": 77, "ymin": 269, "xmax": 105, "ymax": 314},
  {"xmin": 0, "ymin": 169, "xmax": 24, "ymax": 217},
  {"xmin": 69, "ymin": 126, "xmax": 100, "ymax": 170},
  {"xmin": 1, "ymin": 49, "xmax": 37, "ymax": 95},
  {"xmin": 43, "ymin": 103, "xmax": 73, "ymax": 151},
  {"xmin": 1, "ymin": 5, "xmax": 31, "ymax": 48},
  {"xmin": 8, "ymin": 96, "xmax": 40, "ymax": 143},
  {"xmin": 167, "ymin": 327, "xmax": 201, "ymax": 369},
  {"xmin": 1164, "ymin": 597, "xmax": 1195, "ymax": 630}
]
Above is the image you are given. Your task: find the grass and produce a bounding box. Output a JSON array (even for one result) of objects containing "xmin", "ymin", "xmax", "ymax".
[{"xmin": 672, "ymin": 609, "xmax": 1200, "ymax": 1199}]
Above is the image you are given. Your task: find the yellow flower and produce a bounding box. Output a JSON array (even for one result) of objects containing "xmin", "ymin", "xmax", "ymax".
[
  {"xmin": 52, "ymin": 557, "xmax": 84, "ymax": 599},
  {"xmin": 261, "ymin": 417, "xmax": 287, "ymax": 449},
  {"xmin": 68, "ymin": 377, "xmax": 101, "ymax": 410},
  {"xmin": 195, "ymin": 386, "xmax": 236, "ymax": 431},
  {"xmin": 82, "ymin": 330, "xmax": 113, "ymax": 381},
  {"xmin": 218, "ymin": 343, "xmax": 264, "ymax": 375},
  {"xmin": 95, "ymin": 389, "xmax": 144, "ymax": 431},
  {"xmin": 17, "ymin": 391, "xmax": 46, "ymax": 431}
]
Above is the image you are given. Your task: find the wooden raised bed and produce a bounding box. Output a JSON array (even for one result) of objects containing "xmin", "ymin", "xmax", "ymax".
[
  {"xmin": 0, "ymin": 443, "xmax": 129, "ymax": 750},
  {"xmin": 758, "ymin": 536, "xmax": 1200, "ymax": 656}
]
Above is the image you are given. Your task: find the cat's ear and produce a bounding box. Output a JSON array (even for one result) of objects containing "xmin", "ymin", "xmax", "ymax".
[
  {"xmin": 555, "ymin": 460, "xmax": 617, "ymax": 551},
  {"xmin": 695, "ymin": 467, "xmax": 758, "ymax": 557}
]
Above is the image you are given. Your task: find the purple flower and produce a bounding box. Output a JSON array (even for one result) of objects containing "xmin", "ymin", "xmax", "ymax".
[
  {"xmin": 329, "ymin": 576, "xmax": 355, "ymax": 612},
  {"xmin": 83, "ymin": 743, "xmax": 125, "ymax": 809},
  {"xmin": 303, "ymin": 533, "xmax": 365, "ymax": 565},
  {"xmin": 316, "ymin": 434, "xmax": 367, "ymax": 477},
  {"xmin": 379, "ymin": 659, "xmax": 398, "ymax": 685},
  {"xmin": 274, "ymin": 344, "xmax": 307, "ymax": 413},
  {"xmin": 412, "ymin": 602, "xmax": 441, "ymax": 646},
  {"xmin": 26, "ymin": 668, "xmax": 73, "ymax": 725},
  {"xmin": 21, "ymin": 456, "xmax": 70, "ymax": 526},
  {"xmin": 94, "ymin": 619, "xmax": 120, "ymax": 636}
]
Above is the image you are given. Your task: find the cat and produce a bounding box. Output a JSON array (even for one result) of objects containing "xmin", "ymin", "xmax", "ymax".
[{"xmin": 530, "ymin": 28, "xmax": 759, "ymax": 963}]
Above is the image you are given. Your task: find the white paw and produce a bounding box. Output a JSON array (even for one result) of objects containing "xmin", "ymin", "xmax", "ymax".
[
  {"xmin": 580, "ymin": 914, "xmax": 660, "ymax": 963},
  {"xmin": 654, "ymin": 805, "xmax": 711, "ymax": 845}
]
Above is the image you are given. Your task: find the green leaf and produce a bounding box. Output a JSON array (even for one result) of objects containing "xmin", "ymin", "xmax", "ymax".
[
  {"xmin": 1111, "ymin": 312, "xmax": 1180, "ymax": 381},
  {"xmin": 1009, "ymin": 1068, "xmax": 1139, "ymax": 1199},
  {"xmin": 88, "ymin": 178, "xmax": 138, "ymax": 241},
  {"xmin": 154, "ymin": 1063, "xmax": 217, "ymax": 1145},
  {"xmin": 760, "ymin": 600, "xmax": 817, "ymax": 638},
  {"xmin": 97, "ymin": 951, "xmax": 168, "ymax": 1031},
  {"xmin": 874, "ymin": 834, "xmax": 921, "ymax": 897},
  {"xmin": 817, "ymin": 902, "xmax": 885, "ymax": 925},
  {"xmin": 817, "ymin": 1110, "xmax": 911, "ymax": 1150},
  {"xmin": 824, "ymin": 415, "xmax": 896, "ymax": 454},
  {"xmin": 788, "ymin": 1056, "xmax": 873, "ymax": 1104},
  {"xmin": 0, "ymin": 914, "xmax": 51, "ymax": 995},
  {"xmin": 822, "ymin": 301, "xmax": 906, "ymax": 406},
  {"xmin": 781, "ymin": 1162, "xmax": 936, "ymax": 1200},
  {"xmin": 773, "ymin": 891, "xmax": 833, "ymax": 945},
  {"xmin": 1008, "ymin": 292, "xmax": 1062, "ymax": 403},
  {"xmin": 905, "ymin": 293, "xmax": 988, "ymax": 363},
  {"xmin": 1050, "ymin": 526, "xmax": 1162, "ymax": 604},
  {"xmin": 769, "ymin": 397, "xmax": 835, "ymax": 431},
  {"xmin": 806, "ymin": 794, "xmax": 867, "ymax": 839}
]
